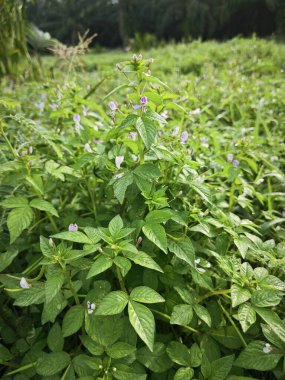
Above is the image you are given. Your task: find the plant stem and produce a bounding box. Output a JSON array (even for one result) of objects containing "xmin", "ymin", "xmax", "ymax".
[
  {"xmin": 47, "ymin": 212, "xmax": 59, "ymax": 232},
  {"xmin": 149, "ymin": 308, "xmax": 199, "ymax": 334},
  {"xmin": 66, "ymin": 270, "xmax": 80, "ymax": 305},
  {"xmin": 198, "ymin": 289, "xmax": 231, "ymax": 302},
  {"xmin": 218, "ymin": 300, "xmax": 247, "ymax": 347},
  {"xmin": 0, "ymin": 124, "xmax": 18, "ymax": 159},
  {"xmin": 4, "ymin": 361, "xmax": 37, "ymax": 377},
  {"xmin": 29, "ymin": 265, "xmax": 45, "ymax": 283},
  {"xmin": 116, "ymin": 266, "xmax": 127, "ymax": 293}
]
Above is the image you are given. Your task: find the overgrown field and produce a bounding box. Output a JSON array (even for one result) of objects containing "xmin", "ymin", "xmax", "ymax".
[{"xmin": 0, "ymin": 38, "xmax": 285, "ymax": 380}]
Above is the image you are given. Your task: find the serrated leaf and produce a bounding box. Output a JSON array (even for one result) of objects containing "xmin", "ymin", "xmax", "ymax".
[
  {"xmin": 235, "ymin": 341, "xmax": 282, "ymax": 371},
  {"xmin": 52, "ymin": 231, "xmax": 92, "ymax": 244},
  {"xmin": 128, "ymin": 300, "xmax": 155, "ymax": 351},
  {"xmin": 30, "ymin": 198, "xmax": 59, "ymax": 217},
  {"xmin": 106, "ymin": 342, "xmax": 136, "ymax": 359},
  {"xmin": 124, "ymin": 251, "xmax": 163, "ymax": 272},
  {"xmin": 36, "ymin": 351, "xmax": 70, "ymax": 376},
  {"xmin": 113, "ymin": 173, "xmax": 133, "ymax": 204},
  {"xmin": 174, "ymin": 367, "xmax": 194, "ymax": 380},
  {"xmin": 134, "ymin": 163, "xmax": 161, "ymax": 179},
  {"xmin": 62, "ymin": 305, "xmax": 85, "ymax": 337},
  {"xmin": 136, "ymin": 342, "xmax": 172, "ymax": 373},
  {"xmin": 254, "ymin": 307, "xmax": 285, "ymax": 343},
  {"xmin": 193, "ymin": 304, "xmax": 211, "ymax": 327},
  {"xmin": 143, "ymin": 222, "xmax": 167, "ymax": 253},
  {"xmin": 136, "ymin": 116, "xmax": 156, "ymax": 148},
  {"xmin": 109, "ymin": 215, "xmax": 124, "ymax": 236},
  {"xmin": 14, "ymin": 287, "xmax": 45, "ymax": 307},
  {"xmin": 238, "ymin": 303, "xmax": 256, "ymax": 332},
  {"xmin": 168, "ymin": 237, "xmax": 195, "ymax": 267},
  {"xmin": 170, "ymin": 304, "xmax": 193, "ymax": 325},
  {"xmin": 47, "ymin": 323, "xmax": 64, "ymax": 352},
  {"xmin": 166, "ymin": 341, "xmax": 192, "ymax": 366},
  {"xmin": 96, "ymin": 291, "xmax": 129, "ymax": 315},
  {"xmin": 130, "ymin": 286, "xmax": 164, "ymax": 304},
  {"xmin": 1, "ymin": 196, "xmax": 28, "ymax": 208},
  {"xmin": 7, "ymin": 206, "xmax": 33, "ymax": 243},
  {"xmin": 87, "ymin": 255, "xmax": 113, "ymax": 279},
  {"xmin": 145, "ymin": 209, "xmax": 173, "ymax": 224},
  {"xmin": 231, "ymin": 284, "xmax": 251, "ymax": 307},
  {"xmin": 80, "ymin": 335, "xmax": 104, "ymax": 356},
  {"xmin": 120, "ymin": 114, "xmax": 139, "ymax": 128},
  {"xmin": 210, "ymin": 355, "xmax": 234, "ymax": 380},
  {"xmin": 251, "ymin": 289, "xmax": 283, "ymax": 307},
  {"xmin": 45, "ymin": 271, "xmax": 65, "ymax": 303}
]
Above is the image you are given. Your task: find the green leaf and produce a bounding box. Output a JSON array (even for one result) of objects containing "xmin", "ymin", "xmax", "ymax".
[
  {"xmin": 42, "ymin": 291, "xmax": 67, "ymax": 324},
  {"xmin": 136, "ymin": 115, "xmax": 156, "ymax": 148},
  {"xmin": 45, "ymin": 271, "xmax": 65, "ymax": 303},
  {"xmin": 254, "ymin": 307, "xmax": 285, "ymax": 343},
  {"xmin": 166, "ymin": 341, "xmax": 192, "ymax": 366},
  {"xmin": 136, "ymin": 342, "xmax": 172, "ymax": 373},
  {"xmin": 36, "ymin": 351, "xmax": 70, "ymax": 376},
  {"xmin": 0, "ymin": 345, "xmax": 13, "ymax": 364},
  {"xmin": 52, "ymin": 231, "xmax": 92, "ymax": 244},
  {"xmin": 134, "ymin": 163, "xmax": 161, "ymax": 179},
  {"xmin": 106, "ymin": 342, "xmax": 136, "ymax": 359},
  {"xmin": 0, "ymin": 248, "xmax": 19, "ymax": 271},
  {"xmin": 7, "ymin": 206, "xmax": 33, "ymax": 243},
  {"xmin": 40, "ymin": 235, "xmax": 53, "ymax": 257},
  {"xmin": 87, "ymin": 255, "xmax": 113, "ymax": 279},
  {"xmin": 80, "ymin": 335, "xmax": 104, "ymax": 356},
  {"xmin": 235, "ymin": 341, "xmax": 282, "ymax": 371},
  {"xmin": 251, "ymin": 289, "xmax": 283, "ymax": 307},
  {"xmin": 47, "ymin": 322, "xmax": 64, "ymax": 352},
  {"xmin": 211, "ymin": 326, "xmax": 244, "ymax": 349},
  {"xmin": 124, "ymin": 251, "xmax": 163, "ymax": 272},
  {"xmin": 145, "ymin": 209, "xmax": 173, "ymax": 224},
  {"xmin": 62, "ymin": 305, "xmax": 85, "ymax": 337},
  {"xmin": 170, "ymin": 304, "xmax": 193, "ymax": 325},
  {"xmin": 189, "ymin": 343, "xmax": 202, "ymax": 367},
  {"xmin": 234, "ymin": 236, "xmax": 249, "ymax": 258},
  {"xmin": 193, "ymin": 304, "xmax": 211, "ymax": 327},
  {"xmin": 30, "ymin": 198, "xmax": 59, "ymax": 217},
  {"xmin": 231, "ymin": 284, "xmax": 251, "ymax": 307},
  {"xmin": 143, "ymin": 222, "xmax": 167, "ymax": 253},
  {"xmin": 130, "ymin": 286, "xmax": 165, "ymax": 304},
  {"xmin": 174, "ymin": 367, "xmax": 194, "ymax": 380},
  {"xmin": 120, "ymin": 114, "xmax": 139, "ymax": 128},
  {"xmin": 168, "ymin": 237, "xmax": 195, "ymax": 267},
  {"xmin": 1, "ymin": 196, "xmax": 28, "ymax": 208},
  {"xmin": 128, "ymin": 300, "xmax": 155, "ymax": 351},
  {"xmin": 14, "ymin": 287, "xmax": 45, "ymax": 307},
  {"xmin": 109, "ymin": 215, "xmax": 124, "ymax": 235},
  {"xmin": 96, "ymin": 291, "xmax": 129, "ymax": 315},
  {"xmin": 113, "ymin": 172, "xmax": 134, "ymax": 204},
  {"xmin": 114, "ymin": 256, "xmax": 132, "ymax": 277},
  {"xmin": 238, "ymin": 303, "xmax": 256, "ymax": 332},
  {"xmin": 210, "ymin": 355, "xmax": 234, "ymax": 380},
  {"xmin": 85, "ymin": 314, "xmax": 124, "ymax": 347}
]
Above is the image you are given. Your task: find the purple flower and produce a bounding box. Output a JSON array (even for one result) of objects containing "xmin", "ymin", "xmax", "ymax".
[
  {"xmin": 68, "ymin": 224, "xmax": 78, "ymax": 232},
  {"xmin": 36, "ymin": 101, "xmax": 45, "ymax": 113},
  {"xmin": 127, "ymin": 131, "xmax": 137, "ymax": 140},
  {"xmin": 73, "ymin": 114, "xmax": 80, "ymax": 123},
  {"xmin": 227, "ymin": 153, "xmax": 234, "ymax": 162},
  {"xmin": 140, "ymin": 96, "xmax": 148, "ymax": 106},
  {"xmin": 49, "ymin": 103, "xmax": 58, "ymax": 110},
  {"xmin": 282, "ymin": 211, "xmax": 285, "ymax": 217},
  {"xmin": 109, "ymin": 101, "xmax": 117, "ymax": 111},
  {"xmin": 200, "ymin": 137, "xmax": 208, "ymax": 143},
  {"xmin": 57, "ymin": 91, "xmax": 62, "ymax": 100},
  {"xmin": 133, "ymin": 104, "xmax": 141, "ymax": 110},
  {"xmin": 115, "ymin": 156, "xmax": 124, "ymax": 169},
  {"xmin": 85, "ymin": 143, "xmax": 92, "ymax": 153},
  {"xmin": 180, "ymin": 131, "xmax": 189, "ymax": 143},
  {"xmin": 232, "ymin": 159, "xmax": 239, "ymax": 167}
]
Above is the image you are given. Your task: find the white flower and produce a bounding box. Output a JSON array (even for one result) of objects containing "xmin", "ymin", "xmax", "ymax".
[
  {"xmin": 195, "ymin": 258, "xmax": 201, "ymax": 264},
  {"xmin": 20, "ymin": 277, "xmax": 31, "ymax": 289},
  {"xmin": 115, "ymin": 156, "xmax": 124, "ymax": 169},
  {"xmin": 87, "ymin": 301, "xmax": 96, "ymax": 314},
  {"xmin": 197, "ymin": 267, "xmax": 206, "ymax": 273},
  {"xmin": 263, "ymin": 343, "xmax": 272, "ymax": 354},
  {"xmin": 191, "ymin": 108, "xmax": 201, "ymax": 115},
  {"xmin": 84, "ymin": 143, "xmax": 92, "ymax": 153},
  {"xmin": 171, "ymin": 126, "xmax": 180, "ymax": 137}
]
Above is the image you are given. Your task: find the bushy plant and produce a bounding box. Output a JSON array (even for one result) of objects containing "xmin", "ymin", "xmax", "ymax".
[{"xmin": 0, "ymin": 43, "xmax": 285, "ymax": 380}]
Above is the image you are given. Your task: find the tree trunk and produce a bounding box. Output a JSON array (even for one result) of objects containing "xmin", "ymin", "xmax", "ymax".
[{"xmin": 118, "ymin": 0, "xmax": 130, "ymax": 47}]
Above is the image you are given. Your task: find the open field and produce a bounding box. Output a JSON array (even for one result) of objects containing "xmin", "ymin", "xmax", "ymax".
[{"xmin": 1, "ymin": 38, "xmax": 285, "ymax": 379}]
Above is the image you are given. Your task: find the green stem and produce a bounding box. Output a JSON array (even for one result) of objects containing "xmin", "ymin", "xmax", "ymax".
[
  {"xmin": 29, "ymin": 265, "xmax": 45, "ymax": 283},
  {"xmin": 229, "ymin": 181, "xmax": 236, "ymax": 211},
  {"xmin": 47, "ymin": 212, "xmax": 59, "ymax": 232},
  {"xmin": 218, "ymin": 300, "xmax": 247, "ymax": 347},
  {"xmin": 116, "ymin": 266, "xmax": 127, "ymax": 293},
  {"xmin": 267, "ymin": 178, "xmax": 273, "ymax": 212},
  {"xmin": 0, "ymin": 125, "xmax": 18, "ymax": 159},
  {"xmin": 198, "ymin": 289, "xmax": 231, "ymax": 302},
  {"xmin": 138, "ymin": 136, "xmax": 145, "ymax": 164},
  {"xmin": 149, "ymin": 308, "xmax": 199, "ymax": 334},
  {"xmin": 4, "ymin": 361, "xmax": 37, "ymax": 377},
  {"xmin": 22, "ymin": 257, "xmax": 42, "ymax": 275},
  {"xmin": 66, "ymin": 270, "xmax": 80, "ymax": 305}
]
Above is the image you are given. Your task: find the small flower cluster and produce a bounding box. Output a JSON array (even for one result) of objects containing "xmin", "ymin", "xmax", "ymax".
[
  {"xmin": 68, "ymin": 224, "xmax": 78, "ymax": 232},
  {"xmin": 87, "ymin": 301, "xmax": 96, "ymax": 314},
  {"xmin": 227, "ymin": 153, "xmax": 239, "ymax": 167}
]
